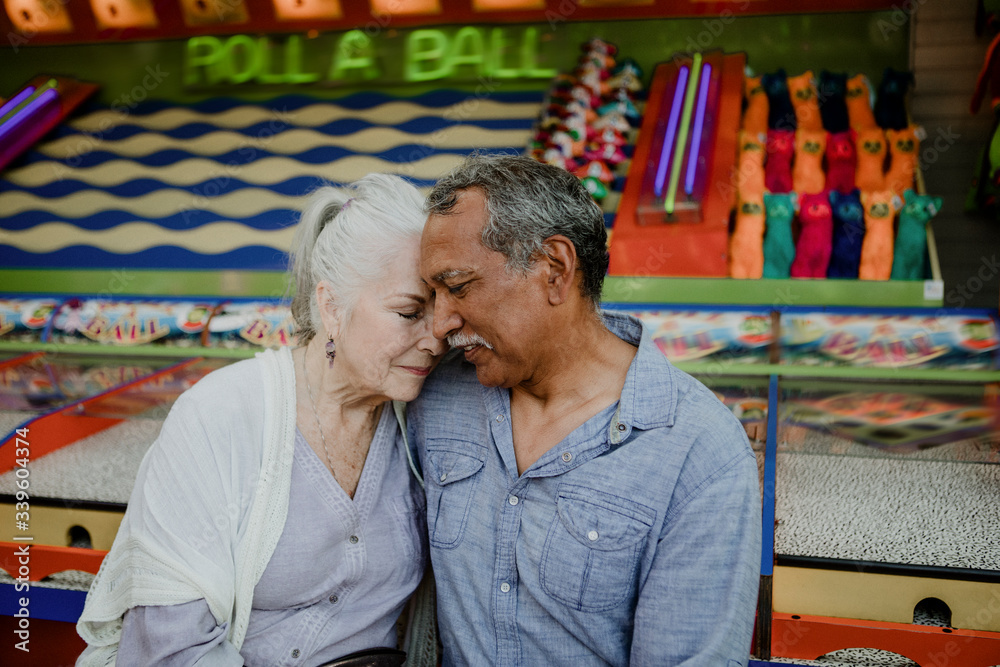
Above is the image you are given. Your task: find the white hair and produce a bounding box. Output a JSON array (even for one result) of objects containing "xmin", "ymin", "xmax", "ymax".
[{"xmin": 289, "ymin": 173, "xmax": 426, "ymax": 344}]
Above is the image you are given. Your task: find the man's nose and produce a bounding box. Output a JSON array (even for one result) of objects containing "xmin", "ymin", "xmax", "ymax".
[{"xmin": 433, "ymin": 296, "xmax": 463, "ymax": 342}]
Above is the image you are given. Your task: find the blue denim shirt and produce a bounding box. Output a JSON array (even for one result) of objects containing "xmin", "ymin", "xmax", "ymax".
[{"xmin": 408, "ymin": 311, "xmax": 761, "ymax": 666}]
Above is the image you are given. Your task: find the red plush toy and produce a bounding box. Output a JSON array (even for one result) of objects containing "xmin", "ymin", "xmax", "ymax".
[
  {"xmin": 790, "ymin": 191, "xmax": 834, "ymax": 278},
  {"xmin": 885, "ymin": 126, "xmax": 920, "ymax": 195},
  {"xmin": 793, "ymin": 129, "xmax": 827, "ymax": 194},
  {"xmin": 859, "ymin": 190, "xmax": 901, "ymax": 280},
  {"xmin": 765, "ymin": 129, "xmax": 795, "ymax": 193},
  {"xmin": 826, "ymin": 131, "xmax": 857, "ymax": 194}
]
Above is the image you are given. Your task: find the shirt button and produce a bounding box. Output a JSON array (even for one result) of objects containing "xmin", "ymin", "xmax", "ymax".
[
  {"xmin": 561, "ymin": 452, "xmax": 572, "ymax": 462},
  {"xmin": 500, "ymin": 582, "xmax": 511, "ymax": 593},
  {"xmin": 349, "ymin": 535, "xmax": 359, "ymax": 544},
  {"xmin": 495, "ymin": 414, "xmax": 505, "ymax": 423},
  {"xmin": 440, "ymin": 472, "xmax": 448, "ymax": 482},
  {"xmin": 329, "ymin": 594, "xmax": 338, "ymax": 603},
  {"xmin": 508, "ymin": 495, "xmax": 518, "ymax": 506},
  {"xmin": 617, "ymin": 423, "xmax": 626, "ymax": 432},
  {"xmin": 291, "ymin": 649, "xmax": 300, "ymax": 658},
  {"xmin": 588, "ymin": 530, "xmax": 599, "ymax": 541}
]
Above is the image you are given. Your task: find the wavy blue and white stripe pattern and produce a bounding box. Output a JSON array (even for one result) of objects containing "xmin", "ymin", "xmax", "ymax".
[{"xmin": 0, "ymin": 92, "xmax": 542, "ymax": 270}]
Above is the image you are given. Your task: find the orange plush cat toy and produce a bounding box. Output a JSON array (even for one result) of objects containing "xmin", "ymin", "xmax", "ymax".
[
  {"xmin": 855, "ymin": 127, "xmax": 887, "ymax": 192},
  {"xmin": 846, "ymin": 74, "xmax": 877, "ymax": 130},
  {"xmin": 788, "ymin": 71, "xmax": 823, "ymax": 131},
  {"xmin": 737, "ymin": 130, "xmax": 766, "ymax": 196},
  {"xmin": 743, "ymin": 76, "xmax": 769, "ymax": 137},
  {"xmin": 858, "ymin": 190, "xmax": 900, "ymax": 280},
  {"xmin": 793, "ymin": 130, "xmax": 827, "ymax": 194},
  {"xmin": 885, "ymin": 126, "xmax": 920, "ymax": 195},
  {"xmin": 730, "ymin": 132, "xmax": 767, "ymax": 278},
  {"xmin": 730, "ymin": 195, "xmax": 766, "ymax": 279}
]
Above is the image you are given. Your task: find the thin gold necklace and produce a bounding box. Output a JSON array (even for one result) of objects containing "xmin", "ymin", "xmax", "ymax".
[{"xmin": 302, "ymin": 350, "xmax": 338, "ymax": 480}]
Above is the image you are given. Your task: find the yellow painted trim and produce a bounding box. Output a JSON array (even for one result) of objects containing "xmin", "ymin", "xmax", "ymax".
[
  {"xmin": 0, "ymin": 503, "xmax": 124, "ymax": 551},
  {"xmin": 773, "ymin": 565, "xmax": 1000, "ymax": 633}
]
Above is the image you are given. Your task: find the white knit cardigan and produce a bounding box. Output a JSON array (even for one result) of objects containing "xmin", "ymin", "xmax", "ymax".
[{"xmin": 77, "ymin": 347, "xmax": 298, "ymax": 665}]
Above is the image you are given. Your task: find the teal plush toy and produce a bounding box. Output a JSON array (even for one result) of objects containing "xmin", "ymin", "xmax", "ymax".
[
  {"xmin": 891, "ymin": 189, "xmax": 942, "ymax": 280},
  {"xmin": 763, "ymin": 192, "xmax": 798, "ymax": 278}
]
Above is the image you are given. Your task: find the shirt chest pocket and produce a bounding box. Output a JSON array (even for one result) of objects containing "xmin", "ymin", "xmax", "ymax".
[
  {"xmin": 425, "ymin": 440, "xmax": 487, "ymax": 549},
  {"xmin": 540, "ymin": 484, "xmax": 655, "ymax": 613}
]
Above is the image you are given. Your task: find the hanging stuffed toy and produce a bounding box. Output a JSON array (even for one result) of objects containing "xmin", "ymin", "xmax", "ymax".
[
  {"xmin": 730, "ymin": 195, "xmax": 766, "ymax": 279},
  {"xmin": 874, "ymin": 68, "xmax": 915, "ymax": 131},
  {"xmin": 763, "ymin": 192, "xmax": 798, "ymax": 278},
  {"xmin": 790, "ymin": 191, "xmax": 835, "ymax": 278},
  {"xmin": 969, "ymin": 26, "xmax": 1000, "ymax": 212},
  {"xmin": 788, "ymin": 71, "xmax": 823, "ymax": 131},
  {"xmin": 738, "ymin": 130, "xmax": 767, "ymax": 199},
  {"xmin": 793, "ymin": 129, "xmax": 827, "ymax": 194},
  {"xmin": 846, "ymin": 74, "xmax": 877, "ymax": 130},
  {"xmin": 826, "ymin": 131, "xmax": 857, "ymax": 194},
  {"xmin": 891, "ymin": 189, "xmax": 942, "ymax": 280},
  {"xmin": 743, "ymin": 75, "xmax": 769, "ymax": 137},
  {"xmin": 828, "ymin": 189, "xmax": 866, "ymax": 278},
  {"xmin": 731, "ymin": 132, "xmax": 768, "ymax": 279},
  {"xmin": 859, "ymin": 190, "xmax": 901, "ymax": 280},
  {"xmin": 855, "ymin": 127, "xmax": 888, "ymax": 192},
  {"xmin": 765, "ymin": 129, "xmax": 795, "ymax": 193},
  {"xmin": 885, "ymin": 126, "xmax": 921, "ymax": 195},
  {"xmin": 818, "ymin": 70, "xmax": 850, "ymax": 134},
  {"xmin": 763, "ymin": 69, "xmax": 796, "ymax": 130}
]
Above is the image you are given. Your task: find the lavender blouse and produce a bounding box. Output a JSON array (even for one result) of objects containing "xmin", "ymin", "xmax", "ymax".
[{"xmin": 118, "ymin": 406, "xmax": 428, "ymax": 666}]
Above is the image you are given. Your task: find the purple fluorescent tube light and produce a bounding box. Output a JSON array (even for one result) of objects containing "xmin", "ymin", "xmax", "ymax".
[
  {"xmin": 654, "ymin": 67, "xmax": 689, "ymax": 199},
  {"xmin": 0, "ymin": 86, "xmax": 37, "ymax": 121},
  {"xmin": 0, "ymin": 88, "xmax": 59, "ymax": 143},
  {"xmin": 684, "ymin": 63, "xmax": 712, "ymax": 196}
]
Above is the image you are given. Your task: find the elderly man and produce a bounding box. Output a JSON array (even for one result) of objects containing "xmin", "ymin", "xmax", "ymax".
[{"xmin": 410, "ymin": 154, "xmax": 760, "ymax": 666}]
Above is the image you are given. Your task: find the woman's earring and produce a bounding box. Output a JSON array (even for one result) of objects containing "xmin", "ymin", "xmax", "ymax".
[{"xmin": 325, "ymin": 337, "xmax": 336, "ymax": 366}]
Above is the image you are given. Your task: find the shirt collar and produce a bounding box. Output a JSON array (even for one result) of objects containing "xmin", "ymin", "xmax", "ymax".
[{"xmin": 600, "ymin": 309, "xmax": 677, "ymax": 442}]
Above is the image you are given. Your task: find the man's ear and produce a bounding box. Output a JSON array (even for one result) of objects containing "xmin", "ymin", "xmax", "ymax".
[
  {"xmin": 539, "ymin": 235, "xmax": 578, "ymax": 306},
  {"xmin": 315, "ymin": 280, "xmax": 342, "ymax": 341}
]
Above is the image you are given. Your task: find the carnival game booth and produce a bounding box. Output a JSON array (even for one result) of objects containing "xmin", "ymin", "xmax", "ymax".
[
  {"xmin": 2, "ymin": 1, "xmax": 995, "ymax": 666},
  {"xmin": 3, "ymin": 298, "xmax": 1000, "ymax": 667}
]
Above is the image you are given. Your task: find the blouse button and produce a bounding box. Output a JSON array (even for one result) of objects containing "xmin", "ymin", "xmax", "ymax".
[
  {"xmin": 617, "ymin": 423, "xmax": 626, "ymax": 432},
  {"xmin": 291, "ymin": 649, "xmax": 300, "ymax": 658},
  {"xmin": 329, "ymin": 594, "xmax": 339, "ymax": 603},
  {"xmin": 500, "ymin": 582, "xmax": 511, "ymax": 593},
  {"xmin": 588, "ymin": 530, "xmax": 599, "ymax": 541},
  {"xmin": 561, "ymin": 452, "xmax": 572, "ymax": 462},
  {"xmin": 349, "ymin": 535, "xmax": 359, "ymax": 544}
]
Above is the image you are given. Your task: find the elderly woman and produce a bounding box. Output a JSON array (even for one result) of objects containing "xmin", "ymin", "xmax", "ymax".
[{"xmin": 76, "ymin": 174, "xmax": 446, "ymax": 666}]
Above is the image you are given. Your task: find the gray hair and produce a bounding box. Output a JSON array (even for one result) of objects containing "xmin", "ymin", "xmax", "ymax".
[
  {"xmin": 289, "ymin": 173, "xmax": 426, "ymax": 344},
  {"xmin": 425, "ymin": 154, "xmax": 609, "ymax": 305}
]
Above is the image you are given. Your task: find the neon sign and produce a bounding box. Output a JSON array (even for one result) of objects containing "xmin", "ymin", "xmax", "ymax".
[{"xmin": 184, "ymin": 26, "xmax": 557, "ymax": 86}]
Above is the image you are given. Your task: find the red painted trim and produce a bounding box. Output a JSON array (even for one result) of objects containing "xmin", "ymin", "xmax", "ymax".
[
  {"xmin": 0, "ymin": 542, "xmax": 108, "ymax": 580},
  {"xmin": 771, "ymin": 613, "xmax": 1000, "ymax": 667},
  {"xmin": 1, "ymin": 1, "xmax": 903, "ymax": 47}
]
